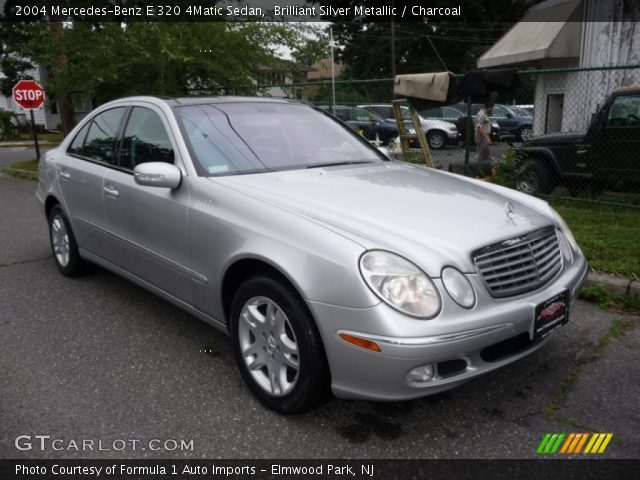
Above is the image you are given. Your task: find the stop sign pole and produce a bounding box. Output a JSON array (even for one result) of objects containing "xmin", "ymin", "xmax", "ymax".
[{"xmin": 12, "ymin": 80, "xmax": 46, "ymax": 159}]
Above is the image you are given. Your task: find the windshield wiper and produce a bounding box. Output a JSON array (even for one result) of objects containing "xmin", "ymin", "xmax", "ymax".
[{"xmin": 305, "ymin": 161, "xmax": 375, "ymax": 169}]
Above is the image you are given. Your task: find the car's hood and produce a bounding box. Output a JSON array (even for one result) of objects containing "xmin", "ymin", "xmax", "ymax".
[
  {"xmin": 213, "ymin": 163, "xmax": 553, "ymax": 274},
  {"xmin": 528, "ymin": 131, "xmax": 585, "ymax": 146}
]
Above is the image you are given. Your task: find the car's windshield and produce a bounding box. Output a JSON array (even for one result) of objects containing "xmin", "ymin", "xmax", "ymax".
[{"xmin": 175, "ymin": 103, "xmax": 383, "ymax": 176}]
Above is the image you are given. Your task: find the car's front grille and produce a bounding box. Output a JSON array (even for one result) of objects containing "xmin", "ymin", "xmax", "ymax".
[{"xmin": 472, "ymin": 227, "xmax": 562, "ymax": 298}]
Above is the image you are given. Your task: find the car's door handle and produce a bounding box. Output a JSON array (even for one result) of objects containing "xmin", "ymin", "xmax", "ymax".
[
  {"xmin": 103, "ymin": 184, "xmax": 119, "ymax": 198},
  {"xmin": 59, "ymin": 169, "xmax": 71, "ymax": 180}
]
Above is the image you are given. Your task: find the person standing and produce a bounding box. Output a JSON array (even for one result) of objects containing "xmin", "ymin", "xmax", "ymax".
[{"xmin": 475, "ymin": 102, "xmax": 493, "ymax": 162}]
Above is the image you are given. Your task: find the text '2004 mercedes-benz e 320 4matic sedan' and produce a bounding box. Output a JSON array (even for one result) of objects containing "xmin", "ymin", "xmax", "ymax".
[{"xmin": 37, "ymin": 97, "xmax": 588, "ymax": 413}]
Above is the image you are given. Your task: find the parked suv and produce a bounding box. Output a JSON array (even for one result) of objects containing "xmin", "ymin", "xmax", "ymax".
[
  {"xmin": 516, "ymin": 86, "xmax": 640, "ymax": 195},
  {"xmin": 358, "ymin": 103, "xmax": 460, "ymax": 149}
]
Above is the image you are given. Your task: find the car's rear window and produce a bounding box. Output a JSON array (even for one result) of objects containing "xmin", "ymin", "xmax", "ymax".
[{"xmin": 175, "ymin": 103, "xmax": 383, "ymax": 176}]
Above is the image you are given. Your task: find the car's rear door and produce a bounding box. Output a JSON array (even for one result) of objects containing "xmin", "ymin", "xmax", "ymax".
[
  {"xmin": 57, "ymin": 107, "xmax": 127, "ymax": 254},
  {"xmin": 101, "ymin": 103, "xmax": 193, "ymax": 302}
]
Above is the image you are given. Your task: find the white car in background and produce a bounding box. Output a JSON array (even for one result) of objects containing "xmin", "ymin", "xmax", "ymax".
[{"xmin": 358, "ymin": 104, "xmax": 460, "ymax": 149}]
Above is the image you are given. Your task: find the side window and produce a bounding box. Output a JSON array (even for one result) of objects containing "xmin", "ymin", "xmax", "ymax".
[
  {"xmin": 443, "ymin": 108, "xmax": 460, "ymax": 119},
  {"xmin": 607, "ymin": 95, "xmax": 640, "ymax": 127},
  {"xmin": 354, "ymin": 109, "xmax": 374, "ymax": 122},
  {"xmin": 119, "ymin": 107, "xmax": 174, "ymax": 170},
  {"xmin": 333, "ymin": 109, "xmax": 350, "ymax": 122},
  {"xmin": 492, "ymin": 105, "xmax": 508, "ymax": 117},
  {"xmin": 67, "ymin": 122, "xmax": 91, "ymax": 156},
  {"xmin": 68, "ymin": 107, "xmax": 126, "ymax": 163}
]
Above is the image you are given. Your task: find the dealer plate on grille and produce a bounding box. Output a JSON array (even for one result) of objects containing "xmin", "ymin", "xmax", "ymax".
[{"xmin": 533, "ymin": 290, "xmax": 569, "ymax": 341}]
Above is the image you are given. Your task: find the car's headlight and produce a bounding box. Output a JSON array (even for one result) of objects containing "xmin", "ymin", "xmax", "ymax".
[
  {"xmin": 359, "ymin": 251, "xmax": 441, "ymax": 318},
  {"xmin": 550, "ymin": 207, "xmax": 579, "ymax": 253},
  {"xmin": 441, "ymin": 267, "xmax": 475, "ymax": 308}
]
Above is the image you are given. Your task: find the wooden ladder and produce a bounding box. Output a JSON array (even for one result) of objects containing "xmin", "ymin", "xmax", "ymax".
[{"xmin": 391, "ymin": 99, "xmax": 435, "ymax": 167}]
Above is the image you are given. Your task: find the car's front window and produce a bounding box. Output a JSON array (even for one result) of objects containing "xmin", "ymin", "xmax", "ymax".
[{"xmin": 175, "ymin": 103, "xmax": 383, "ymax": 176}]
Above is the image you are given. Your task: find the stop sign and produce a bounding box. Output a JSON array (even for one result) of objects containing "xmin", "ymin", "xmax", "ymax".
[{"xmin": 12, "ymin": 80, "xmax": 46, "ymax": 110}]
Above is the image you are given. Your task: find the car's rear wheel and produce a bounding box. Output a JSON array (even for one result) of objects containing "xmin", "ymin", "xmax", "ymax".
[
  {"xmin": 518, "ymin": 126, "xmax": 533, "ymax": 142},
  {"xmin": 48, "ymin": 205, "xmax": 86, "ymax": 277},
  {"xmin": 427, "ymin": 130, "xmax": 446, "ymax": 149},
  {"xmin": 516, "ymin": 160, "xmax": 555, "ymax": 195},
  {"xmin": 230, "ymin": 274, "xmax": 331, "ymax": 414}
]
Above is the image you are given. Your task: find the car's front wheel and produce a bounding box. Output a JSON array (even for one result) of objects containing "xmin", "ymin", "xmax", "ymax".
[
  {"xmin": 516, "ymin": 160, "xmax": 555, "ymax": 195},
  {"xmin": 518, "ymin": 126, "xmax": 533, "ymax": 142},
  {"xmin": 48, "ymin": 204, "xmax": 86, "ymax": 277},
  {"xmin": 230, "ymin": 274, "xmax": 331, "ymax": 414},
  {"xmin": 427, "ymin": 130, "xmax": 446, "ymax": 149}
]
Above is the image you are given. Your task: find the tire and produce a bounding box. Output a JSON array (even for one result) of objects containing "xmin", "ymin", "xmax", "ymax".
[
  {"xmin": 48, "ymin": 204, "xmax": 86, "ymax": 277},
  {"xmin": 516, "ymin": 160, "xmax": 555, "ymax": 195},
  {"xmin": 427, "ymin": 130, "xmax": 446, "ymax": 150},
  {"xmin": 229, "ymin": 274, "xmax": 332, "ymax": 414},
  {"xmin": 518, "ymin": 126, "xmax": 533, "ymax": 142}
]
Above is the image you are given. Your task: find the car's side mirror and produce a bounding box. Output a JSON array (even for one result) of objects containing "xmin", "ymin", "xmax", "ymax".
[
  {"xmin": 505, "ymin": 112, "xmax": 513, "ymax": 118},
  {"xmin": 134, "ymin": 162, "xmax": 182, "ymax": 189}
]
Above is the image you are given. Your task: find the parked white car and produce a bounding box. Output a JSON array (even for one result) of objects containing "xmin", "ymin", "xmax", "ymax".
[{"xmin": 358, "ymin": 104, "xmax": 460, "ymax": 149}]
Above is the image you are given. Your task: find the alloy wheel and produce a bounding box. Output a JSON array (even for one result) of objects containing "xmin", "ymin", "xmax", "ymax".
[
  {"xmin": 51, "ymin": 214, "xmax": 70, "ymax": 267},
  {"xmin": 237, "ymin": 296, "xmax": 300, "ymax": 397}
]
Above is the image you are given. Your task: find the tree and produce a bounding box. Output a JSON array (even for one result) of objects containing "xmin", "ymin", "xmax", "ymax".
[
  {"xmin": 322, "ymin": 0, "xmax": 527, "ymax": 79},
  {"xmin": 0, "ymin": 5, "xmax": 313, "ymax": 132},
  {"xmin": 289, "ymin": 24, "xmax": 330, "ymax": 67}
]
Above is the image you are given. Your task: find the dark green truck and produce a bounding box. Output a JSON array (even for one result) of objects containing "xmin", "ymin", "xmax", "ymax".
[{"xmin": 516, "ymin": 86, "xmax": 640, "ymax": 195}]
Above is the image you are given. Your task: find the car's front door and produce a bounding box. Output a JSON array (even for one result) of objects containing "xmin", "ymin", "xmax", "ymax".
[
  {"xmin": 491, "ymin": 104, "xmax": 517, "ymax": 136},
  {"xmin": 590, "ymin": 93, "xmax": 640, "ymax": 183},
  {"xmin": 57, "ymin": 107, "xmax": 127, "ymax": 254},
  {"xmin": 101, "ymin": 104, "xmax": 193, "ymax": 303}
]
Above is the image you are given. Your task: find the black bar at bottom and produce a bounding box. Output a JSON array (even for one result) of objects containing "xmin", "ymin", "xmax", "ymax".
[{"xmin": 1, "ymin": 459, "xmax": 638, "ymax": 480}]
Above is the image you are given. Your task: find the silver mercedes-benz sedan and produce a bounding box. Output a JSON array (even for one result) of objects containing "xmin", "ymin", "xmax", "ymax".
[{"xmin": 36, "ymin": 96, "xmax": 588, "ymax": 413}]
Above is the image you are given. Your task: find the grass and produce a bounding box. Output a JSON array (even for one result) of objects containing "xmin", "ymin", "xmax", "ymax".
[
  {"xmin": 12, "ymin": 132, "xmax": 63, "ymax": 143},
  {"xmin": 7, "ymin": 159, "xmax": 39, "ymax": 172},
  {"xmin": 2, "ymin": 158, "xmax": 39, "ymax": 180},
  {"xmin": 551, "ymin": 200, "xmax": 640, "ymax": 277}
]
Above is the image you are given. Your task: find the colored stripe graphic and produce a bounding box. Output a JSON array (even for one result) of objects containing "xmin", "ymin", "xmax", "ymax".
[
  {"xmin": 585, "ymin": 433, "xmax": 614, "ymax": 454},
  {"xmin": 538, "ymin": 433, "xmax": 613, "ymax": 454},
  {"xmin": 597, "ymin": 434, "xmax": 613, "ymax": 453},
  {"xmin": 584, "ymin": 433, "xmax": 598, "ymax": 453},
  {"xmin": 573, "ymin": 433, "xmax": 589, "ymax": 454},
  {"xmin": 560, "ymin": 433, "xmax": 575, "ymax": 453},
  {"xmin": 537, "ymin": 433, "xmax": 565, "ymax": 454},
  {"xmin": 537, "ymin": 434, "xmax": 552, "ymax": 454}
]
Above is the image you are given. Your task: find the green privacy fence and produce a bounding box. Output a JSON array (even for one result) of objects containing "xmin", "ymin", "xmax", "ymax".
[{"xmin": 241, "ymin": 64, "xmax": 640, "ymax": 209}]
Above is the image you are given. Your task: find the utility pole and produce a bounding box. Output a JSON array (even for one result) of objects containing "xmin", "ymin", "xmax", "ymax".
[{"xmin": 330, "ymin": 26, "xmax": 336, "ymax": 115}]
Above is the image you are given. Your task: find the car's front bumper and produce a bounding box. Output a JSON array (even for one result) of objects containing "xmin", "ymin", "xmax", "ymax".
[
  {"xmin": 308, "ymin": 254, "xmax": 588, "ymax": 401},
  {"xmin": 446, "ymin": 130, "xmax": 460, "ymax": 142}
]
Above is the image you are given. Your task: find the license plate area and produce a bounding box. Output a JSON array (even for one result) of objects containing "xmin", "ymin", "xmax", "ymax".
[{"xmin": 533, "ymin": 290, "xmax": 569, "ymax": 341}]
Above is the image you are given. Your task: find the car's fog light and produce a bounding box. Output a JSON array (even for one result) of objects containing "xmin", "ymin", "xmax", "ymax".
[
  {"xmin": 442, "ymin": 267, "xmax": 476, "ymax": 308},
  {"xmin": 406, "ymin": 364, "xmax": 434, "ymax": 384}
]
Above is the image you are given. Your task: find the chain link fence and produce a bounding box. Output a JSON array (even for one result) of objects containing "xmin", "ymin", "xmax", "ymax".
[{"xmin": 246, "ymin": 65, "xmax": 640, "ymax": 209}]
